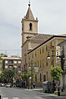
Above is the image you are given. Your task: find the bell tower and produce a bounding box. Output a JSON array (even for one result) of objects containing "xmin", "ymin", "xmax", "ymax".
[
  {"xmin": 21, "ymin": 1, "xmax": 38, "ymax": 73},
  {"xmin": 21, "ymin": 1, "xmax": 38, "ymax": 45}
]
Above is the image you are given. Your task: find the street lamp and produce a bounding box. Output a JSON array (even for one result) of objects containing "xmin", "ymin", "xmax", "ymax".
[
  {"xmin": 29, "ymin": 64, "xmax": 39, "ymax": 89},
  {"xmin": 57, "ymin": 55, "xmax": 64, "ymax": 70},
  {"xmin": 28, "ymin": 60, "xmax": 33, "ymax": 89},
  {"xmin": 47, "ymin": 52, "xmax": 50, "ymax": 60},
  {"xmin": 28, "ymin": 66, "xmax": 32, "ymax": 89}
]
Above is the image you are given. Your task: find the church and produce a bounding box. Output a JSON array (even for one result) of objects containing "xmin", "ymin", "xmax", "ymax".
[
  {"xmin": 21, "ymin": 2, "xmax": 66, "ymax": 88},
  {"xmin": 21, "ymin": 2, "xmax": 53, "ymax": 73}
]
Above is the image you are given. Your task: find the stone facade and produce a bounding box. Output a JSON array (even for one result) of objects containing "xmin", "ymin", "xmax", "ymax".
[
  {"xmin": 21, "ymin": 3, "xmax": 66, "ymax": 88},
  {"xmin": 58, "ymin": 40, "xmax": 66, "ymax": 90},
  {"xmin": 21, "ymin": 5, "xmax": 38, "ymax": 72},
  {"xmin": 28, "ymin": 36, "xmax": 66, "ymax": 85},
  {"xmin": 21, "ymin": 4, "xmax": 53, "ymax": 73},
  {"xmin": 2, "ymin": 56, "xmax": 22, "ymax": 75}
]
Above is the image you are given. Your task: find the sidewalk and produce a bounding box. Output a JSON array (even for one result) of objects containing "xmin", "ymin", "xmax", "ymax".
[
  {"xmin": 60, "ymin": 90, "xmax": 66, "ymax": 95},
  {"xmin": 31, "ymin": 88, "xmax": 43, "ymax": 91},
  {"xmin": 25, "ymin": 88, "xmax": 43, "ymax": 91}
]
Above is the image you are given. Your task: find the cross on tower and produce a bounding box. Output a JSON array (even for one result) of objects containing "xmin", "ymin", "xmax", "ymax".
[{"xmin": 28, "ymin": 0, "xmax": 30, "ymax": 7}]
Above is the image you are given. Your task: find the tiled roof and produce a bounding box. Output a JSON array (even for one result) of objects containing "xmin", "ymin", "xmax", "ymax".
[
  {"xmin": 2, "ymin": 57, "xmax": 21, "ymax": 60},
  {"xmin": 28, "ymin": 35, "xmax": 66, "ymax": 54},
  {"xmin": 29, "ymin": 34, "xmax": 52, "ymax": 42}
]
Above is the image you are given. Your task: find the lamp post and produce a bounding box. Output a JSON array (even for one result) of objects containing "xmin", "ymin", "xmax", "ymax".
[
  {"xmin": 34, "ymin": 66, "xmax": 39, "ymax": 86},
  {"xmin": 31, "ymin": 65, "xmax": 33, "ymax": 89},
  {"xmin": 57, "ymin": 54, "xmax": 64, "ymax": 94},
  {"xmin": 47, "ymin": 54, "xmax": 50, "ymax": 60},
  {"xmin": 29, "ymin": 60, "xmax": 33, "ymax": 89},
  {"xmin": 47, "ymin": 52, "xmax": 56, "ymax": 93},
  {"xmin": 28, "ymin": 66, "xmax": 32, "ymax": 89},
  {"xmin": 29, "ymin": 64, "xmax": 39, "ymax": 89}
]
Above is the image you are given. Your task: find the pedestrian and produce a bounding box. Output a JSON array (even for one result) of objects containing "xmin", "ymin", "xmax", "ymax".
[{"xmin": 33, "ymin": 82, "xmax": 36, "ymax": 88}]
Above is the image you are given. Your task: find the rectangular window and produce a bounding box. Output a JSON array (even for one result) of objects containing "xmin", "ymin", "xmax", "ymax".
[
  {"xmin": 40, "ymin": 60, "xmax": 41, "ymax": 68},
  {"xmin": 18, "ymin": 66, "xmax": 21, "ymax": 68},
  {"xmin": 14, "ymin": 61, "xmax": 17, "ymax": 64},
  {"xmin": 18, "ymin": 61, "xmax": 21, "ymax": 64},
  {"xmin": 46, "ymin": 45, "xmax": 48, "ymax": 51},
  {"xmin": 40, "ymin": 49, "xmax": 41, "ymax": 54},
  {"xmin": 32, "ymin": 54, "xmax": 34, "ymax": 58},
  {"xmin": 5, "ymin": 60, "xmax": 8, "ymax": 64},
  {"xmin": 9, "ymin": 60, "xmax": 13, "ymax": 64},
  {"xmin": 18, "ymin": 71, "xmax": 21, "ymax": 73},
  {"xmin": 9, "ymin": 65, "xmax": 12, "ymax": 68},
  {"xmin": 35, "ymin": 52, "xmax": 37, "ymax": 57},
  {"xmin": 40, "ymin": 73, "xmax": 42, "ymax": 81},
  {"xmin": 35, "ymin": 74, "xmax": 37, "ymax": 82},
  {"xmin": 5, "ymin": 65, "xmax": 8, "ymax": 69},
  {"xmin": 14, "ymin": 66, "xmax": 17, "ymax": 68},
  {"xmin": 42, "ymin": 47, "xmax": 44, "ymax": 53}
]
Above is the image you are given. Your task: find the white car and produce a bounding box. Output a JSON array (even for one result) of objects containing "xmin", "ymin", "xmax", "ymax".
[{"xmin": 5, "ymin": 83, "xmax": 12, "ymax": 88}]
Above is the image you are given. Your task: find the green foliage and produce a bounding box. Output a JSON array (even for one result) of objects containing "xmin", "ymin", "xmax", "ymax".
[
  {"xmin": 0, "ymin": 71, "xmax": 2, "ymax": 77},
  {"xmin": 1, "ymin": 68, "xmax": 18, "ymax": 83},
  {"xmin": 51, "ymin": 66, "xmax": 63, "ymax": 81},
  {"xmin": 54, "ymin": 91, "xmax": 58, "ymax": 95},
  {"xmin": 54, "ymin": 91, "xmax": 66, "ymax": 96},
  {"xmin": 61, "ymin": 94, "xmax": 66, "ymax": 96},
  {"xmin": 1, "ymin": 69, "xmax": 14, "ymax": 83},
  {"xmin": 22, "ymin": 72, "xmax": 32, "ymax": 81},
  {"xmin": 0, "ymin": 54, "xmax": 2, "ymax": 67},
  {"xmin": 12, "ymin": 67, "xmax": 18, "ymax": 80}
]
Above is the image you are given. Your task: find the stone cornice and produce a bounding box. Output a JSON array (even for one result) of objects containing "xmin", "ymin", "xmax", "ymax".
[
  {"xmin": 22, "ymin": 32, "xmax": 38, "ymax": 35},
  {"xmin": 21, "ymin": 18, "xmax": 38, "ymax": 23}
]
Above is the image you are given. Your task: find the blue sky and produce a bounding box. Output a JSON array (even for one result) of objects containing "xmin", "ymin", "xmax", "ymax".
[{"xmin": 0, "ymin": 0, "xmax": 66, "ymax": 56}]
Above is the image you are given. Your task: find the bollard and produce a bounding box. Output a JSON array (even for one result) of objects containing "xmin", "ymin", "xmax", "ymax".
[
  {"xmin": 58, "ymin": 88, "xmax": 60, "ymax": 96},
  {"xmin": 0, "ymin": 95, "xmax": 1, "ymax": 99}
]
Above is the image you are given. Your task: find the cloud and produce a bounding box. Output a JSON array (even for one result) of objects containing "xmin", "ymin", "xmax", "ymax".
[{"xmin": 0, "ymin": 0, "xmax": 66, "ymax": 56}]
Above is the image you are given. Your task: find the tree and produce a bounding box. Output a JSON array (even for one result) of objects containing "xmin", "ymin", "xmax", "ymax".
[
  {"xmin": 0, "ymin": 53, "xmax": 7, "ymax": 75},
  {"xmin": 1, "ymin": 68, "xmax": 18, "ymax": 83},
  {"xmin": 22, "ymin": 72, "xmax": 33, "ymax": 88},
  {"xmin": 51, "ymin": 66, "xmax": 63, "ymax": 81},
  {"xmin": 51, "ymin": 65, "xmax": 63, "ymax": 96},
  {"xmin": 0, "ymin": 54, "xmax": 2, "ymax": 73},
  {"xmin": 12, "ymin": 67, "xmax": 18, "ymax": 81},
  {"xmin": 22, "ymin": 72, "xmax": 31, "ymax": 82}
]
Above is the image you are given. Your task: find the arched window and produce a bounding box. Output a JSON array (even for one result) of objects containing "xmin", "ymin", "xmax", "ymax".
[
  {"xmin": 29, "ymin": 23, "xmax": 32, "ymax": 30},
  {"xmin": 40, "ymin": 73, "xmax": 42, "ymax": 81},
  {"xmin": 35, "ymin": 74, "xmax": 37, "ymax": 82},
  {"xmin": 43, "ymin": 75, "xmax": 46, "ymax": 81}
]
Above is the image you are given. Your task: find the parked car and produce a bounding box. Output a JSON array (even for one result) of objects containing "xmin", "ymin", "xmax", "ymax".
[
  {"xmin": 42, "ymin": 81, "xmax": 56, "ymax": 93},
  {"xmin": 1, "ymin": 83, "xmax": 5, "ymax": 87},
  {"xmin": 5, "ymin": 83, "xmax": 12, "ymax": 88}
]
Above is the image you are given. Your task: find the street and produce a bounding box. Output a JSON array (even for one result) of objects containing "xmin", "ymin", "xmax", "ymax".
[{"xmin": 0, "ymin": 87, "xmax": 66, "ymax": 99}]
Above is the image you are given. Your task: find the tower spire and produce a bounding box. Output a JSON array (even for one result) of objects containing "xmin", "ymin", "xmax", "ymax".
[{"xmin": 28, "ymin": 0, "xmax": 30, "ymax": 7}]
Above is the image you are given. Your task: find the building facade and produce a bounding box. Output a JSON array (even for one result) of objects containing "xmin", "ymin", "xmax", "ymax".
[
  {"xmin": 21, "ymin": 2, "xmax": 66, "ymax": 87},
  {"xmin": 28, "ymin": 36, "xmax": 66, "ymax": 86},
  {"xmin": 21, "ymin": 3, "xmax": 38, "ymax": 73},
  {"xmin": 21, "ymin": 3, "xmax": 53, "ymax": 73},
  {"xmin": 0, "ymin": 54, "xmax": 7, "ymax": 73},
  {"xmin": 58, "ymin": 40, "xmax": 66, "ymax": 90},
  {"xmin": 2, "ymin": 56, "xmax": 22, "ymax": 74}
]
